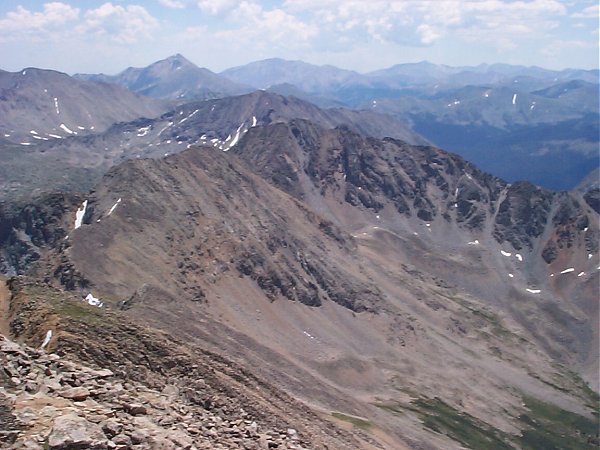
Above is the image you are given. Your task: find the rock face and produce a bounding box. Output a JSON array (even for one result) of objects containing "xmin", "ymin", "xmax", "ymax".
[{"xmin": 0, "ymin": 194, "xmax": 81, "ymax": 275}]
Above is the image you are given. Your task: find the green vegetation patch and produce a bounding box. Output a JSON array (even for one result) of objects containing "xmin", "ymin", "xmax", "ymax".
[
  {"xmin": 55, "ymin": 299, "xmax": 107, "ymax": 325},
  {"xmin": 411, "ymin": 397, "xmax": 515, "ymax": 450},
  {"xmin": 518, "ymin": 396, "xmax": 599, "ymax": 450},
  {"xmin": 331, "ymin": 412, "xmax": 373, "ymax": 431}
]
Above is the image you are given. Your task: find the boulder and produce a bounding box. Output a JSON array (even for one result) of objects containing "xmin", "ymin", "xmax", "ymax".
[
  {"xmin": 59, "ymin": 387, "xmax": 90, "ymax": 401},
  {"xmin": 47, "ymin": 414, "xmax": 107, "ymax": 449}
]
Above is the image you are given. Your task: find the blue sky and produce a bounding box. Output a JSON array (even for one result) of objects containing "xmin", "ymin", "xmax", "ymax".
[{"xmin": 0, "ymin": 1, "xmax": 598, "ymax": 74}]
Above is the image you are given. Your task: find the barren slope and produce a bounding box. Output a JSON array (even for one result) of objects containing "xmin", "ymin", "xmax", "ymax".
[{"xmin": 23, "ymin": 133, "xmax": 596, "ymax": 449}]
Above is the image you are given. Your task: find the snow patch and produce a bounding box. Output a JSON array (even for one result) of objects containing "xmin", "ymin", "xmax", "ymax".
[
  {"xmin": 77, "ymin": 126, "xmax": 85, "ymax": 130},
  {"xmin": 303, "ymin": 330, "xmax": 315, "ymax": 339},
  {"xmin": 158, "ymin": 122, "xmax": 173, "ymax": 136},
  {"xmin": 74, "ymin": 200, "xmax": 88, "ymax": 229},
  {"xmin": 512, "ymin": 93, "xmax": 517, "ymax": 105},
  {"xmin": 107, "ymin": 198, "xmax": 121, "ymax": 216},
  {"xmin": 30, "ymin": 130, "xmax": 38, "ymax": 135},
  {"xmin": 468, "ymin": 240, "xmax": 479, "ymax": 245},
  {"xmin": 515, "ymin": 254, "xmax": 522, "ymax": 262},
  {"xmin": 41, "ymin": 330, "xmax": 53, "ymax": 349},
  {"xmin": 59, "ymin": 123, "xmax": 74, "ymax": 134},
  {"xmin": 20, "ymin": 142, "xmax": 32, "ymax": 146},
  {"xmin": 48, "ymin": 134, "xmax": 62, "ymax": 139},
  {"xmin": 85, "ymin": 293, "xmax": 103, "ymax": 307},
  {"xmin": 508, "ymin": 273, "xmax": 514, "ymax": 278},
  {"xmin": 137, "ymin": 126, "xmax": 150, "ymax": 137},
  {"xmin": 3, "ymin": 134, "xmax": 10, "ymax": 137},
  {"xmin": 225, "ymin": 123, "xmax": 245, "ymax": 150},
  {"xmin": 501, "ymin": 250, "xmax": 512, "ymax": 257},
  {"xmin": 526, "ymin": 288, "xmax": 541, "ymax": 294},
  {"xmin": 588, "ymin": 253, "xmax": 593, "ymax": 259},
  {"xmin": 179, "ymin": 109, "xmax": 199, "ymax": 124},
  {"xmin": 560, "ymin": 267, "xmax": 575, "ymax": 274},
  {"xmin": 54, "ymin": 97, "xmax": 59, "ymax": 114},
  {"xmin": 252, "ymin": 116, "xmax": 257, "ymax": 127},
  {"xmin": 577, "ymin": 271, "xmax": 585, "ymax": 277}
]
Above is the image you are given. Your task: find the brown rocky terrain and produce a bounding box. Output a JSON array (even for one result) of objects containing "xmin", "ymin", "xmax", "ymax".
[
  {"xmin": 1, "ymin": 277, "xmax": 376, "ymax": 449},
  {"xmin": 0, "ymin": 121, "xmax": 598, "ymax": 449}
]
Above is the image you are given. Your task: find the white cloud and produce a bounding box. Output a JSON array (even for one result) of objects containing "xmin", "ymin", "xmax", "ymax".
[
  {"xmin": 0, "ymin": 2, "xmax": 80, "ymax": 41},
  {"xmin": 571, "ymin": 4, "xmax": 599, "ymax": 19},
  {"xmin": 78, "ymin": 3, "xmax": 159, "ymax": 44},
  {"xmin": 0, "ymin": 2, "xmax": 159, "ymax": 45},
  {"xmin": 207, "ymin": 2, "xmax": 318, "ymax": 50},
  {"xmin": 542, "ymin": 38, "xmax": 595, "ymax": 57},
  {"xmin": 158, "ymin": 0, "xmax": 186, "ymax": 8},
  {"xmin": 417, "ymin": 24, "xmax": 441, "ymax": 45},
  {"xmin": 281, "ymin": 0, "xmax": 568, "ymax": 48},
  {"xmin": 197, "ymin": 0, "xmax": 240, "ymax": 15}
]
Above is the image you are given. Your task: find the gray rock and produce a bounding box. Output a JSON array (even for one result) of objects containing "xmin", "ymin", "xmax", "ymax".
[
  {"xmin": 48, "ymin": 413, "xmax": 107, "ymax": 449},
  {"xmin": 59, "ymin": 387, "xmax": 90, "ymax": 401},
  {"xmin": 111, "ymin": 433, "xmax": 132, "ymax": 446},
  {"xmin": 101, "ymin": 418, "xmax": 123, "ymax": 438},
  {"xmin": 130, "ymin": 430, "xmax": 145, "ymax": 445},
  {"xmin": 90, "ymin": 369, "xmax": 114, "ymax": 379},
  {"xmin": 123, "ymin": 403, "xmax": 147, "ymax": 416}
]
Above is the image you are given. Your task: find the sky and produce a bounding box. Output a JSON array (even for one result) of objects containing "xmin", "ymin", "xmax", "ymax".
[{"xmin": 0, "ymin": 0, "xmax": 598, "ymax": 75}]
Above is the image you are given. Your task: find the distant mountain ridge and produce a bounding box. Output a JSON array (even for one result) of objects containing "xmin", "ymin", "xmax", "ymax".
[
  {"xmin": 75, "ymin": 54, "xmax": 251, "ymax": 101},
  {"xmin": 4, "ymin": 55, "xmax": 598, "ymax": 191},
  {"xmin": 0, "ymin": 90, "xmax": 426, "ymax": 202},
  {"xmin": 0, "ymin": 67, "xmax": 169, "ymax": 145}
]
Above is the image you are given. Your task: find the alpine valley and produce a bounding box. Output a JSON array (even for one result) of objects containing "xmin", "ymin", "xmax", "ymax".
[{"xmin": 0, "ymin": 55, "xmax": 598, "ymax": 450}]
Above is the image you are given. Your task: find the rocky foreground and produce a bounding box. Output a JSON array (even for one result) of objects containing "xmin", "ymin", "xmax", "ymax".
[
  {"xmin": 0, "ymin": 334, "xmax": 314, "ymax": 449},
  {"xmin": 0, "ymin": 278, "xmax": 367, "ymax": 450}
]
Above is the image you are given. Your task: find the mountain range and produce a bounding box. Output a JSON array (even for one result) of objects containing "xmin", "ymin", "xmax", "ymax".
[
  {"xmin": 0, "ymin": 55, "xmax": 598, "ymax": 450},
  {"xmin": 67, "ymin": 54, "xmax": 599, "ymax": 190},
  {"xmin": 75, "ymin": 54, "xmax": 250, "ymax": 102}
]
